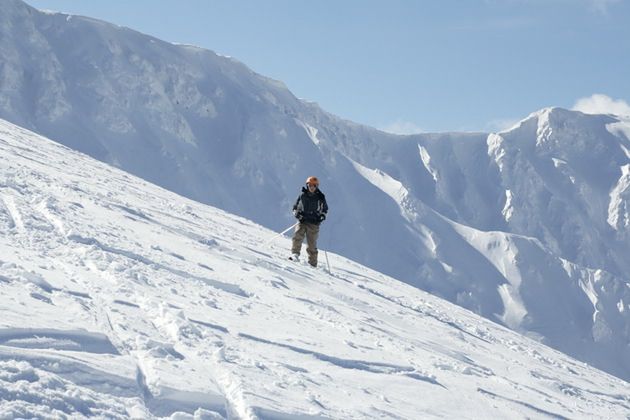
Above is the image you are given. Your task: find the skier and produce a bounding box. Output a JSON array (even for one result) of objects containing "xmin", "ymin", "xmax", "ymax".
[{"xmin": 290, "ymin": 176, "xmax": 328, "ymax": 267}]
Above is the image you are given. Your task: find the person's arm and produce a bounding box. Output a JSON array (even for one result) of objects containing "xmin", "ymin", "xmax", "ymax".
[
  {"xmin": 292, "ymin": 195, "xmax": 301, "ymax": 211},
  {"xmin": 318, "ymin": 193, "xmax": 328, "ymax": 222},
  {"xmin": 321, "ymin": 193, "xmax": 328, "ymax": 214},
  {"xmin": 293, "ymin": 195, "xmax": 304, "ymax": 220}
]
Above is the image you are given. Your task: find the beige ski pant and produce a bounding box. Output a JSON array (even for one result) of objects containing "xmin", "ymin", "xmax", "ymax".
[{"xmin": 291, "ymin": 223, "xmax": 320, "ymax": 267}]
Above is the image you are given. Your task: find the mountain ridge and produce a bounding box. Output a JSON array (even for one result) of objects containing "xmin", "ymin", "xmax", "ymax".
[{"xmin": 1, "ymin": 0, "xmax": 630, "ymax": 383}]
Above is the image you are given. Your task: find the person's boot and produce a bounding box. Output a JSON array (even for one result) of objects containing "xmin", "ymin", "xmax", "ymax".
[{"xmin": 289, "ymin": 253, "xmax": 300, "ymax": 262}]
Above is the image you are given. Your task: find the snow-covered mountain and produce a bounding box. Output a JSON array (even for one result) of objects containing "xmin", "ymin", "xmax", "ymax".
[
  {"xmin": 2, "ymin": 118, "xmax": 630, "ymax": 419},
  {"xmin": 1, "ymin": 0, "xmax": 630, "ymax": 384}
]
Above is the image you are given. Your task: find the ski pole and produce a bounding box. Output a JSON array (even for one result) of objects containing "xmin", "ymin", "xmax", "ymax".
[
  {"xmin": 323, "ymin": 219, "xmax": 333, "ymax": 274},
  {"xmin": 324, "ymin": 250, "xmax": 332, "ymax": 275},
  {"xmin": 264, "ymin": 222, "xmax": 298, "ymax": 246}
]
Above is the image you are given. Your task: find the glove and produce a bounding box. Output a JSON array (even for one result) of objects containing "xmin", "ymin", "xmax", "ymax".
[
  {"xmin": 319, "ymin": 213, "xmax": 326, "ymax": 222},
  {"xmin": 293, "ymin": 209, "xmax": 304, "ymax": 221}
]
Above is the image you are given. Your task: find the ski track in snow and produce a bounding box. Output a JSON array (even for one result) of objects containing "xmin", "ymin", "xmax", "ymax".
[
  {"xmin": 0, "ymin": 119, "xmax": 629, "ymax": 418},
  {"xmin": 1, "ymin": 193, "xmax": 24, "ymax": 232}
]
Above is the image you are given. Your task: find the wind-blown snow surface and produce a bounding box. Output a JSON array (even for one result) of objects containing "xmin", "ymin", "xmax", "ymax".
[
  {"xmin": 2, "ymin": 0, "xmax": 630, "ymax": 383},
  {"xmin": 2, "ymin": 122, "xmax": 630, "ymax": 418}
]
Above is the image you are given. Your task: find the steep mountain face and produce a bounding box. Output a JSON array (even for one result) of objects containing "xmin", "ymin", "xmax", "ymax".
[
  {"xmin": 1, "ymin": 0, "xmax": 629, "ymax": 382},
  {"xmin": 1, "ymin": 118, "xmax": 629, "ymax": 418},
  {"xmin": 0, "ymin": 0, "xmax": 421, "ymax": 286}
]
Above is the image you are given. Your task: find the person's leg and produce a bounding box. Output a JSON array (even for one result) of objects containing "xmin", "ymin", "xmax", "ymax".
[
  {"xmin": 305, "ymin": 224, "xmax": 320, "ymax": 266},
  {"xmin": 291, "ymin": 223, "xmax": 307, "ymax": 255}
]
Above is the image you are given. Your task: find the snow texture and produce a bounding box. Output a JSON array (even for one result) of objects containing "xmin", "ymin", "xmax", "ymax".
[
  {"xmin": 1, "ymin": 0, "xmax": 630, "ymax": 385},
  {"xmin": 1, "ymin": 118, "xmax": 630, "ymax": 418}
]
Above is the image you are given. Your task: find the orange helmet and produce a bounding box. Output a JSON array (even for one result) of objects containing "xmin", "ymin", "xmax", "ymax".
[{"xmin": 305, "ymin": 176, "xmax": 319, "ymax": 186}]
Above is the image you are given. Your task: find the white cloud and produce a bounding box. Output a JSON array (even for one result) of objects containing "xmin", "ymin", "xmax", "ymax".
[
  {"xmin": 380, "ymin": 119, "xmax": 424, "ymax": 135},
  {"xmin": 588, "ymin": 0, "xmax": 621, "ymax": 14},
  {"xmin": 484, "ymin": 0, "xmax": 621, "ymax": 15},
  {"xmin": 572, "ymin": 94, "xmax": 630, "ymax": 117}
]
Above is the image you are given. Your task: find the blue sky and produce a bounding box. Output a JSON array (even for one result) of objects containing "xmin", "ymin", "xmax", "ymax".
[{"xmin": 28, "ymin": 0, "xmax": 630, "ymax": 133}]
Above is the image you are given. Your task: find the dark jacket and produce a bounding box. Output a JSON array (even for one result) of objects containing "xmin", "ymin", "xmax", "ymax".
[{"xmin": 293, "ymin": 187, "xmax": 328, "ymax": 224}]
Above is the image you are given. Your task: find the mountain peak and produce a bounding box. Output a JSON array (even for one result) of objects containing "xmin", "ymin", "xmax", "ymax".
[
  {"xmin": 0, "ymin": 0, "xmax": 36, "ymax": 19},
  {"xmin": 509, "ymin": 107, "xmax": 575, "ymax": 132},
  {"xmin": 2, "ymin": 0, "xmax": 30, "ymax": 8}
]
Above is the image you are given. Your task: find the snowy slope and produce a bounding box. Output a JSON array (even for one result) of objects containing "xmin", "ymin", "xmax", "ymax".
[
  {"xmin": 2, "ymin": 121, "xmax": 630, "ymax": 418},
  {"xmin": 0, "ymin": 0, "xmax": 431, "ymax": 283},
  {"xmin": 2, "ymin": 0, "xmax": 630, "ymax": 384}
]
